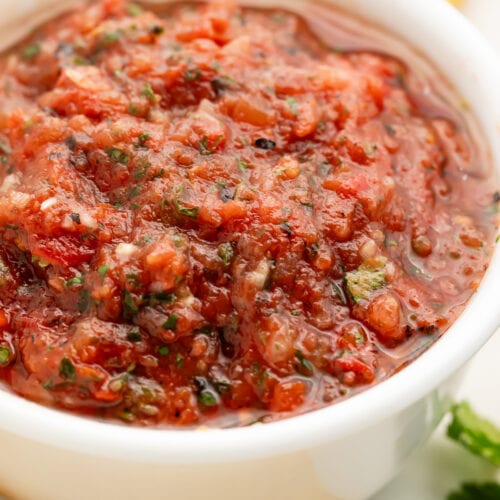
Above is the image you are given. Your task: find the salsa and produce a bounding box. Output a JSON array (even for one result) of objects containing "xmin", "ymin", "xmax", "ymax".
[{"xmin": 0, "ymin": 0, "xmax": 497, "ymax": 427}]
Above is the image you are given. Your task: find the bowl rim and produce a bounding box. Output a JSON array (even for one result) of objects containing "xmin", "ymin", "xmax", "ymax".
[{"xmin": 0, "ymin": 0, "xmax": 499, "ymax": 463}]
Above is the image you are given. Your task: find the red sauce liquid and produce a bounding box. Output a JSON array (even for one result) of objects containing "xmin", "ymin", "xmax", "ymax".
[{"xmin": 0, "ymin": 0, "xmax": 496, "ymax": 427}]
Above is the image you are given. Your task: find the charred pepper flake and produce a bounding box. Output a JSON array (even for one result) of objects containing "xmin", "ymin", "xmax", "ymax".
[
  {"xmin": 493, "ymin": 191, "xmax": 500, "ymax": 204},
  {"xmin": 149, "ymin": 25, "xmax": 165, "ymax": 36},
  {"xmin": 279, "ymin": 221, "xmax": 293, "ymax": 237},
  {"xmin": 59, "ymin": 357, "xmax": 76, "ymax": 382},
  {"xmin": 77, "ymin": 290, "xmax": 90, "ymax": 312},
  {"xmin": 163, "ymin": 314, "xmax": 178, "ymax": 331},
  {"xmin": 70, "ymin": 212, "xmax": 81, "ymax": 224},
  {"xmin": 254, "ymin": 138, "xmax": 276, "ymax": 150},
  {"xmin": 127, "ymin": 328, "xmax": 142, "ymax": 342},
  {"xmin": 210, "ymin": 76, "xmax": 232, "ymax": 96},
  {"xmin": 65, "ymin": 136, "xmax": 77, "ymax": 151}
]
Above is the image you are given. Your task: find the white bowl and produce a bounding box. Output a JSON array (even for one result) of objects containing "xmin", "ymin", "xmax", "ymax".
[{"xmin": 0, "ymin": 1, "xmax": 499, "ymax": 499}]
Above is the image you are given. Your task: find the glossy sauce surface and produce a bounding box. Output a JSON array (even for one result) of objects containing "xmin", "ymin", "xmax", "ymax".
[{"xmin": 0, "ymin": 0, "xmax": 496, "ymax": 427}]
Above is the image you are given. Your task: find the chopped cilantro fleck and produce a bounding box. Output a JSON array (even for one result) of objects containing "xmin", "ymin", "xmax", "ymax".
[
  {"xmin": 163, "ymin": 314, "xmax": 179, "ymax": 331},
  {"xmin": 199, "ymin": 390, "xmax": 218, "ymax": 407},
  {"xmin": 65, "ymin": 274, "xmax": 84, "ymax": 287},
  {"xmin": 141, "ymin": 83, "xmax": 156, "ymax": 104},
  {"xmin": 106, "ymin": 147, "xmax": 129, "ymax": 165},
  {"xmin": 217, "ymin": 242, "xmax": 234, "ymax": 266},
  {"xmin": 98, "ymin": 264, "xmax": 109, "ymax": 279},
  {"xmin": 23, "ymin": 42, "xmax": 41, "ymax": 60},
  {"xmin": 0, "ymin": 346, "xmax": 11, "ymax": 365},
  {"xmin": 122, "ymin": 290, "xmax": 138, "ymax": 314},
  {"xmin": 286, "ymin": 96, "xmax": 299, "ymax": 116},
  {"xmin": 59, "ymin": 357, "xmax": 76, "ymax": 381},
  {"xmin": 158, "ymin": 345, "xmax": 170, "ymax": 356},
  {"xmin": 344, "ymin": 263, "xmax": 386, "ymax": 303},
  {"xmin": 176, "ymin": 200, "xmax": 200, "ymax": 218},
  {"xmin": 175, "ymin": 353, "xmax": 184, "ymax": 368}
]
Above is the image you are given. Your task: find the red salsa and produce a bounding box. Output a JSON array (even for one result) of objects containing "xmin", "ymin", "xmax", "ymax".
[{"xmin": 0, "ymin": 0, "xmax": 497, "ymax": 427}]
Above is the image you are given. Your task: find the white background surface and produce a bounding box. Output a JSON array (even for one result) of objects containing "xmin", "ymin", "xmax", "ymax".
[{"xmin": 374, "ymin": 2, "xmax": 500, "ymax": 498}]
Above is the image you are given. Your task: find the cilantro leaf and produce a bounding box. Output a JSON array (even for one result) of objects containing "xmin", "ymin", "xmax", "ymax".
[
  {"xmin": 344, "ymin": 262, "xmax": 385, "ymax": 303},
  {"xmin": 447, "ymin": 482, "xmax": 500, "ymax": 500},
  {"xmin": 447, "ymin": 401, "xmax": 500, "ymax": 466}
]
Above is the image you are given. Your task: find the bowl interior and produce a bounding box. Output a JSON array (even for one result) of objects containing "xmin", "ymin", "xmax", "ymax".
[{"xmin": 0, "ymin": 0, "xmax": 498, "ymax": 462}]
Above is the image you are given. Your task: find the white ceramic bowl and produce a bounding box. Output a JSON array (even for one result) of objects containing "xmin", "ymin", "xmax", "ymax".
[{"xmin": 0, "ymin": 1, "xmax": 499, "ymax": 499}]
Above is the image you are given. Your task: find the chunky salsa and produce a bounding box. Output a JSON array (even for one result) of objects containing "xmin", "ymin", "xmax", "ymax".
[{"xmin": 0, "ymin": 0, "xmax": 497, "ymax": 427}]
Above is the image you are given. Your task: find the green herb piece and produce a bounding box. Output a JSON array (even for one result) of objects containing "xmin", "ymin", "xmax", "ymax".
[
  {"xmin": 162, "ymin": 314, "xmax": 178, "ymax": 331},
  {"xmin": 332, "ymin": 281, "xmax": 347, "ymax": 305},
  {"xmin": 344, "ymin": 263, "xmax": 386, "ymax": 303},
  {"xmin": 77, "ymin": 290, "xmax": 90, "ymax": 312},
  {"xmin": 127, "ymin": 102, "xmax": 141, "ymax": 116},
  {"xmin": 59, "ymin": 357, "xmax": 76, "ymax": 382},
  {"xmin": 175, "ymin": 353, "xmax": 184, "ymax": 368},
  {"xmin": 23, "ymin": 42, "xmax": 41, "ymax": 60},
  {"xmin": 295, "ymin": 350, "xmax": 314, "ymax": 377},
  {"xmin": 106, "ymin": 147, "xmax": 129, "ymax": 165},
  {"xmin": 98, "ymin": 264, "xmax": 109, "ymax": 279},
  {"xmin": 447, "ymin": 401, "xmax": 500, "ymax": 466},
  {"xmin": 199, "ymin": 135, "xmax": 224, "ymax": 155},
  {"xmin": 199, "ymin": 390, "xmax": 218, "ymax": 407},
  {"xmin": 184, "ymin": 66, "xmax": 202, "ymax": 82},
  {"xmin": 127, "ymin": 328, "xmax": 141, "ymax": 342},
  {"xmin": 447, "ymin": 482, "xmax": 500, "ymax": 500},
  {"xmin": 65, "ymin": 274, "xmax": 84, "ymax": 287},
  {"xmin": 141, "ymin": 83, "xmax": 156, "ymax": 104},
  {"xmin": 217, "ymin": 242, "xmax": 234, "ymax": 266},
  {"xmin": 127, "ymin": 185, "xmax": 141, "ymax": 198},
  {"xmin": 286, "ymin": 96, "xmax": 299, "ymax": 116},
  {"xmin": 176, "ymin": 200, "xmax": 199, "ymax": 218},
  {"xmin": 122, "ymin": 290, "xmax": 138, "ymax": 314},
  {"xmin": 237, "ymin": 157, "xmax": 248, "ymax": 173},
  {"xmin": 126, "ymin": 3, "xmax": 143, "ymax": 16},
  {"xmin": 137, "ymin": 133, "xmax": 151, "ymax": 148},
  {"xmin": 0, "ymin": 346, "xmax": 11, "ymax": 365},
  {"xmin": 291, "ymin": 309, "xmax": 301, "ymax": 316},
  {"xmin": 101, "ymin": 30, "xmax": 123, "ymax": 46},
  {"xmin": 158, "ymin": 345, "xmax": 170, "ymax": 356}
]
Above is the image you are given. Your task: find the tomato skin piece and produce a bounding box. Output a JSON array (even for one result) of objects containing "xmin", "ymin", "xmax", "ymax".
[
  {"xmin": 270, "ymin": 380, "xmax": 307, "ymax": 413},
  {"xmin": 29, "ymin": 235, "xmax": 96, "ymax": 267}
]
